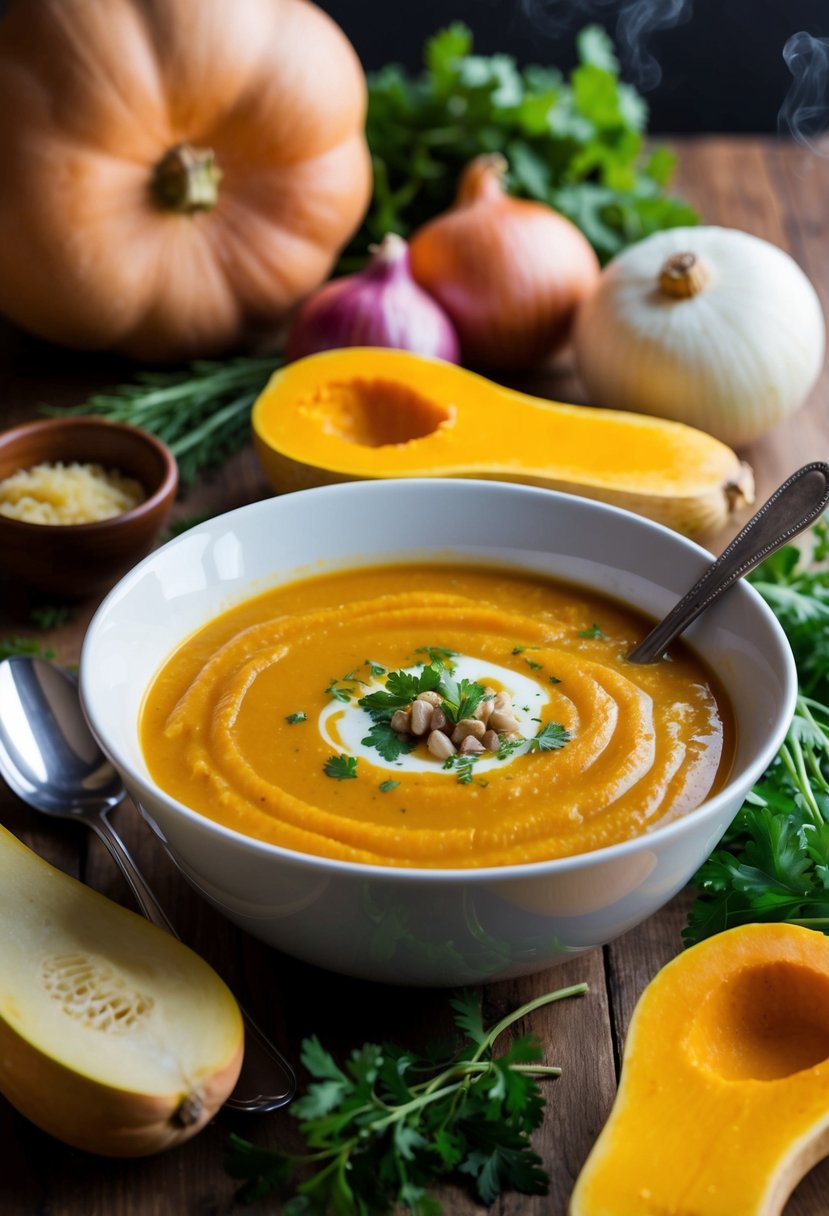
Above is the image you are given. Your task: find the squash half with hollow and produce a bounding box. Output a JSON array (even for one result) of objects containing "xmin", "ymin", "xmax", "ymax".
[
  {"xmin": 252, "ymin": 348, "xmax": 753, "ymax": 537},
  {"xmin": 0, "ymin": 825, "xmax": 243, "ymax": 1156},
  {"xmin": 570, "ymin": 923, "xmax": 829, "ymax": 1216}
]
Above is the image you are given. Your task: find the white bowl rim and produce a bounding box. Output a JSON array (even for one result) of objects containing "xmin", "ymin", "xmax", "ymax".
[{"xmin": 81, "ymin": 477, "xmax": 798, "ymax": 886}]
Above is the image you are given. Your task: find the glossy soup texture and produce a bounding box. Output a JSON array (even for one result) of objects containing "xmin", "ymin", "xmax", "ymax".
[{"xmin": 140, "ymin": 563, "xmax": 733, "ymax": 868}]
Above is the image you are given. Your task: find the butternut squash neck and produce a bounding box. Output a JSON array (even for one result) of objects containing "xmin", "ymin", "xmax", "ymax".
[{"xmin": 252, "ymin": 347, "xmax": 754, "ymax": 538}]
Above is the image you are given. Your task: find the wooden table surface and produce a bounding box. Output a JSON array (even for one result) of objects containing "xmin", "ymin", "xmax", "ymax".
[{"xmin": 1, "ymin": 136, "xmax": 828, "ymax": 1216}]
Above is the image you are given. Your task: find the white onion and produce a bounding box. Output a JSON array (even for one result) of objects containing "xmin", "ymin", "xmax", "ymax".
[{"xmin": 573, "ymin": 226, "xmax": 825, "ymax": 447}]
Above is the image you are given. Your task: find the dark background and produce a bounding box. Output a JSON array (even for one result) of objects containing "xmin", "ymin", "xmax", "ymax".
[{"xmin": 318, "ymin": 0, "xmax": 829, "ymax": 136}]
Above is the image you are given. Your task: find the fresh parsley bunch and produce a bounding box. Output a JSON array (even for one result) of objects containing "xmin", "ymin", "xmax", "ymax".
[
  {"xmin": 343, "ymin": 22, "xmax": 697, "ymax": 270},
  {"xmin": 685, "ymin": 522, "xmax": 829, "ymax": 946},
  {"xmin": 225, "ymin": 984, "xmax": 586, "ymax": 1213}
]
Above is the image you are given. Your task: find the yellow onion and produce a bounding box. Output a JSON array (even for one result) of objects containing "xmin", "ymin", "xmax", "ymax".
[{"xmin": 409, "ymin": 154, "xmax": 600, "ymax": 371}]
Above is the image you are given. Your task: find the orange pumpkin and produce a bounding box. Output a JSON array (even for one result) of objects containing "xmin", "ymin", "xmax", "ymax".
[{"xmin": 0, "ymin": 0, "xmax": 372, "ymax": 361}]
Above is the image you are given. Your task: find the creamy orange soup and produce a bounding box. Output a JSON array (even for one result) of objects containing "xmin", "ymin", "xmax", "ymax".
[{"xmin": 140, "ymin": 563, "xmax": 733, "ymax": 868}]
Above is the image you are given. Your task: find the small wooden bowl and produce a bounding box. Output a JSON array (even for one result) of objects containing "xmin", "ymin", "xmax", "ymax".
[{"xmin": 0, "ymin": 417, "xmax": 178, "ymax": 597}]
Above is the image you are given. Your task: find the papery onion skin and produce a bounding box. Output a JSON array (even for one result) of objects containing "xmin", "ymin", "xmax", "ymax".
[
  {"xmin": 408, "ymin": 154, "xmax": 601, "ymax": 371},
  {"xmin": 285, "ymin": 233, "xmax": 460, "ymax": 363},
  {"xmin": 573, "ymin": 226, "xmax": 826, "ymax": 447}
]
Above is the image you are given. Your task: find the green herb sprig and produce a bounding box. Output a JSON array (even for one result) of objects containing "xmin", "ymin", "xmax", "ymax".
[
  {"xmin": 343, "ymin": 23, "xmax": 696, "ymax": 272},
  {"xmin": 0, "ymin": 636, "xmax": 56, "ymax": 661},
  {"xmin": 43, "ymin": 356, "xmax": 279, "ymax": 486},
  {"xmin": 323, "ymin": 755, "xmax": 358, "ymax": 781},
  {"xmin": 225, "ymin": 983, "xmax": 587, "ymax": 1212},
  {"xmin": 686, "ymin": 522, "xmax": 829, "ymax": 945},
  {"xmin": 359, "ymin": 661, "xmax": 446, "ymax": 763}
]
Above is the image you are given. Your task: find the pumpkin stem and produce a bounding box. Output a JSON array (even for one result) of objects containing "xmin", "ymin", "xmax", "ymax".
[
  {"xmin": 151, "ymin": 144, "xmax": 222, "ymax": 214},
  {"xmin": 658, "ymin": 251, "xmax": 710, "ymax": 299}
]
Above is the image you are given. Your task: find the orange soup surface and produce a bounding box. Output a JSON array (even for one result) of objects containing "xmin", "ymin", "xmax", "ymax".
[{"xmin": 140, "ymin": 563, "xmax": 734, "ymax": 868}]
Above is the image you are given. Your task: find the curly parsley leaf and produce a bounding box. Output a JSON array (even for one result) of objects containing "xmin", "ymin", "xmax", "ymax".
[
  {"xmin": 225, "ymin": 983, "xmax": 588, "ymax": 1212},
  {"xmin": 285, "ymin": 712, "xmax": 307, "ymax": 725}
]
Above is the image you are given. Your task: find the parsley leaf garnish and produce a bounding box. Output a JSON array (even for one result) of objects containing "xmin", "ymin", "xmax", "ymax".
[
  {"xmin": 285, "ymin": 712, "xmax": 306, "ymax": 725},
  {"xmin": 439, "ymin": 674, "xmax": 489, "ymax": 725},
  {"xmin": 415, "ymin": 645, "xmax": 457, "ymax": 671},
  {"xmin": 325, "ymin": 677, "xmax": 357, "ymax": 704},
  {"xmin": 498, "ymin": 737, "xmax": 526, "ymax": 761},
  {"xmin": 578, "ymin": 624, "xmax": 606, "ymax": 639},
  {"xmin": 443, "ymin": 754, "xmax": 479, "ymax": 784},
  {"xmin": 527, "ymin": 723, "xmax": 572, "ymax": 753},
  {"xmin": 323, "ymin": 754, "xmax": 358, "ymax": 780},
  {"xmin": 360, "ymin": 661, "xmax": 442, "ymax": 719},
  {"xmin": 379, "ymin": 780, "xmax": 400, "ymax": 793},
  {"xmin": 224, "ymin": 982, "xmax": 588, "ymax": 1210},
  {"xmin": 362, "ymin": 721, "xmax": 416, "ymax": 763}
]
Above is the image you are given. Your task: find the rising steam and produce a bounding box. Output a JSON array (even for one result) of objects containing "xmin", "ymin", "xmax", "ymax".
[
  {"xmin": 519, "ymin": 0, "xmax": 694, "ymax": 91},
  {"xmin": 779, "ymin": 32, "xmax": 829, "ymax": 149}
]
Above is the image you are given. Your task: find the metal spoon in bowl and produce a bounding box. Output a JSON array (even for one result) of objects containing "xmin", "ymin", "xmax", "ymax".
[
  {"xmin": 0, "ymin": 656, "xmax": 296, "ymax": 1113},
  {"xmin": 628, "ymin": 461, "xmax": 829, "ymax": 664}
]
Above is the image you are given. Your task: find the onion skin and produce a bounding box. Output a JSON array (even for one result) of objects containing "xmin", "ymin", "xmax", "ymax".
[
  {"xmin": 408, "ymin": 154, "xmax": 600, "ymax": 371},
  {"xmin": 285, "ymin": 234, "xmax": 460, "ymax": 363},
  {"xmin": 573, "ymin": 226, "xmax": 827, "ymax": 447}
]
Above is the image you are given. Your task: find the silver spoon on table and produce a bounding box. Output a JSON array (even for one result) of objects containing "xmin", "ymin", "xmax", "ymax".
[
  {"xmin": 628, "ymin": 461, "xmax": 829, "ymax": 664},
  {"xmin": 0, "ymin": 656, "xmax": 296, "ymax": 1113}
]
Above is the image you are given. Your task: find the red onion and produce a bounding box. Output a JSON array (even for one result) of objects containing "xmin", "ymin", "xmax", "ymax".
[{"xmin": 285, "ymin": 233, "xmax": 460, "ymax": 362}]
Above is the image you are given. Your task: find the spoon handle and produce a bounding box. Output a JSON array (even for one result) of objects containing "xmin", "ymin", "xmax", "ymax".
[
  {"xmin": 91, "ymin": 809, "xmax": 296, "ymax": 1111},
  {"xmin": 627, "ymin": 461, "xmax": 829, "ymax": 665},
  {"xmin": 89, "ymin": 811, "xmax": 177, "ymax": 934}
]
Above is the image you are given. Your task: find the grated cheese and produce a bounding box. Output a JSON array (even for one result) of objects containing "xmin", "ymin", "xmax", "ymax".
[{"xmin": 0, "ymin": 461, "xmax": 145, "ymax": 525}]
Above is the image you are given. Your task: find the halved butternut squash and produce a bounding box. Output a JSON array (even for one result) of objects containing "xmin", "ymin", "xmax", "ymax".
[
  {"xmin": 0, "ymin": 824, "xmax": 243, "ymax": 1156},
  {"xmin": 252, "ymin": 348, "xmax": 754, "ymax": 537},
  {"xmin": 570, "ymin": 923, "xmax": 829, "ymax": 1215}
]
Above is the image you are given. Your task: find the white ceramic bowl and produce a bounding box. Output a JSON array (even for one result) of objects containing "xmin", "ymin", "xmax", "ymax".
[{"xmin": 80, "ymin": 480, "xmax": 796, "ymax": 986}]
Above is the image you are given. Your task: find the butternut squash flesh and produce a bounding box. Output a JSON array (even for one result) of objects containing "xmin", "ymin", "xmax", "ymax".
[
  {"xmin": 252, "ymin": 348, "xmax": 754, "ymax": 537},
  {"xmin": 0, "ymin": 825, "xmax": 243, "ymax": 1156},
  {"xmin": 570, "ymin": 923, "xmax": 829, "ymax": 1216}
]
